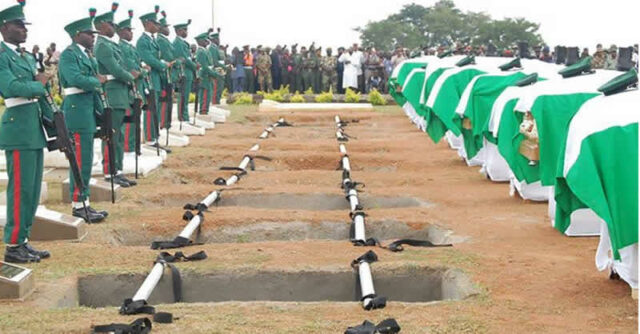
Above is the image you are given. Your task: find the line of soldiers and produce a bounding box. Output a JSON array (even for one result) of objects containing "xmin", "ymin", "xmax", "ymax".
[
  {"xmin": 0, "ymin": 1, "xmax": 226, "ymax": 263},
  {"xmin": 231, "ymin": 44, "xmax": 339, "ymax": 94}
]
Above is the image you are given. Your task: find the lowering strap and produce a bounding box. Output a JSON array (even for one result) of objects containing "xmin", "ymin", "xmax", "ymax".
[
  {"xmin": 93, "ymin": 317, "xmax": 152, "ymax": 334},
  {"xmin": 120, "ymin": 251, "xmax": 206, "ymax": 315},
  {"xmin": 344, "ymin": 318, "xmax": 401, "ymax": 334},
  {"xmin": 214, "ymin": 170, "xmax": 248, "ymax": 185},
  {"xmin": 150, "ymin": 212, "xmax": 204, "ymax": 250},
  {"xmin": 220, "ymin": 155, "xmax": 274, "ymax": 173},
  {"xmin": 276, "ymin": 120, "xmax": 293, "ymax": 127},
  {"xmin": 351, "ymin": 236, "xmax": 453, "ymax": 252},
  {"xmin": 352, "ymin": 251, "xmax": 387, "ymax": 310},
  {"xmin": 337, "ymin": 119, "xmax": 360, "ymax": 127}
]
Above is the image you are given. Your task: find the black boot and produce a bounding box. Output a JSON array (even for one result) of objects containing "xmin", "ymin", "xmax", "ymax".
[
  {"xmin": 117, "ymin": 174, "xmax": 137, "ymax": 186},
  {"xmin": 88, "ymin": 206, "xmax": 109, "ymax": 218},
  {"xmin": 4, "ymin": 245, "xmax": 40, "ymax": 263},
  {"xmin": 106, "ymin": 175, "xmax": 130, "ymax": 187},
  {"xmin": 23, "ymin": 243, "xmax": 50, "ymax": 259},
  {"xmin": 72, "ymin": 207, "xmax": 105, "ymax": 223}
]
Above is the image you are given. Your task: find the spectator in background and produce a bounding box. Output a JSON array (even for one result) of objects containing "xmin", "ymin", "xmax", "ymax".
[
  {"xmin": 540, "ymin": 46, "xmax": 552, "ymax": 63},
  {"xmin": 339, "ymin": 47, "xmax": 358, "ymax": 91},
  {"xmin": 336, "ymin": 47, "xmax": 345, "ymax": 94},
  {"xmin": 383, "ymin": 52, "xmax": 393, "ymax": 93},
  {"xmin": 352, "ymin": 43, "xmax": 364, "ymax": 92},
  {"xmin": 633, "ymin": 44, "xmax": 638, "ymax": 70},
  {"xmin": 280, "ymin": 48, "xmax": 292, "ymax": 89},
  {"xmin": 391, "ymin": 47, "xmax": 406, "ymax": 69},
  {"xmin": 580, "ymin": 47, "xmax": 589, "ymax": 59},
  {"xmin": 44, "ymin": 43, "xmax": 60, "ymax": 94},
  {"xmin": 604, "ymin": 45, "xmax": 618, "ymax": 70},
  {"xmin": 231, "ymin": 47, "xmax": 246, "ymax": 93},
  {"xmin": 31, "ymin": 45, "xmax": 44, "ymax": 73},
  {"xmin": 364, "ymin": 48, "xmax": 382, "ymax": 93},
  {"xmin": 271, "ymin": 45, "xmax": 282, "ymax": 90},
  {"xmin": 368, "ymin": 69, "xmax": 383, "ymax": 92},
  {"xmin": 592, "ymin": 44, "xmax": 606, "ymax": 69}
]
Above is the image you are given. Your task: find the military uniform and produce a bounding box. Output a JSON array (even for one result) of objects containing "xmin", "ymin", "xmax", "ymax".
[
  {"xmin": 93, "ymin": 5, "xmax": 135, "ymax": 183},
  {"xmin": 157, "ymin": 12, "xmax": 176, "ymax": 131},
  {"xmin": 59, "ymin": 9, "xmax": 109, "ymax": 223},
  {"xmin": 117, "ymin": 12, "xmax": 145, "ymax": 153},
  {"xmin": 291, "ymin": 50, "xmax": 303, "ymax": 93},
  {"xmin": 0, "ymin": 3, "xmax": 54, "ymax": 261},
  {"xmin": 172, "ymin": 20, "xmax": 196, "ymax": 122},
  {"xmin": 302, "ymin": 52, "xmax": 315, "ymax": 92},
  {"xmin": 208, "ymin": 33, "xmax": 224, "ymax": 104},
  {"xmin": 136, "ymin": 9, "xmax": 167, "ymax": 144},
  {"xmin": 321, "ymin": 51, "xmax": 337, "ymax": 92},
  {"xmin": 242, "ymin": 48, "xmax": 255, "ymax": 93},
  {"xmin": 195, "ymin": 33, "xmax": 221, "ymax": 114},
  {"xmin": 256, "ymin": 49, "xmax": 272, "ymax": 92}
]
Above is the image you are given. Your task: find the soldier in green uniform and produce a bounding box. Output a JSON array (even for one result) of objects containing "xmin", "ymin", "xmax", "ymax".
[
  {"xmin": 172, "ymin": 19, "xmax": 196, "ymax": 123},
  {"xmin": 256, "ymin": 46, "xmax": 272, "ymax": 92},
  {"xmin": 195, "ymin": 32, "xmax": 223, "ymax": 114},
  {"xmin": 301, "ymin": 46, "xmax": 314, "ymax": 92},
  {"xmin": 93, "ymin": 3, "xmax": 138, "ymax": 188},
  {"xmin": 59, "ymin": 8, "xmax": 109, "ymax": 223},
  {"xmin": 136, "ymin": 6, "xmax": 171, "ymax": 151},
  {"xmin": 208, "ymin": 30, "xmax": 224, "ymax": 105},
  {"xmin": 312, "ymin": 47, "xmax": 322, "ymax": 93},
  {"xmin": 291, "ymin": 45, "xmax": 303, "ymax": 93},
  {"xmin": 157, "ymin": 10, "xmax": 177, "ymax": 132},
  {"xmin": 321, "ymin": 47, "xmax": 337, "ymax": 92},
  {"xmin": 0, "ymin": 0, "xmax": 53, "ymax": 263},
  {"xmin": 116, "ymin": 10, "xmax": 144, "ymax": 154}
]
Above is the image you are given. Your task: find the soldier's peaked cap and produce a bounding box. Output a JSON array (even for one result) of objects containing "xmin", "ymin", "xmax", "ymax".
[
  {"xmin": 0, "ymin": 0, "xmax": 29, "ymax": 25},
  {"xmin": 65, "ymin": 8, "xmax": 98, "ymax": 37}
]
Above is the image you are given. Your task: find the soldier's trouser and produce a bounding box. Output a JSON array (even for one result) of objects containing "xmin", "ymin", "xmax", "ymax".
[
  {"xmin": 69, "ymin": 132, "xmax": 94, "ymax": 203},
  {"xmin": 4, "ymin": 149, "xmax": 42, "ymax": 245},
  {"xmin": 144, "ymin": 92, "xmax": 160, "ymax": 142},
  {"xmin": 258, "ymin": 71, "xmax": 273, "ymax": 92},
  {"xmin": 322, "ymin": 73, "xmax": 336, "ymax": 92},
  {"xmin": 244, "ymin": 68, "xmax": 255, "ymax": 93},
  {"xmin": 211, "ymin": 78, "xmax": 220, "ymax": 105},
  {"xmin": 313, "ymin": 71, "xmax": 322, "ymax": 93},
  {"xmin": 177, "ymin": 77, "xmax": 194, "ymax": 123},
  {"xmin": 102, "ymin": 108, "xmax": 125, "ymax": 174},
  {"xmin": 233, "ymin": 77, "xmax": 245, "ymax": 93},
  {"xmin": 123, "ymin": 108, "xmax": 135, "ymax": 153},
  {"xmin": 160, "ymin": 84, "xmax": 174, "ymax": 130},
  {"xmin": 302, "ymin": 70, "xmax": 313, "ymax": 92},
  {"xmin": 215, "ymin": 76, "xmax": 224, "ymax": 104},
  {"xmin": 280, "ymin": 70, "xmax": 289, "ymax": 89},
  {"xmin": 293, "ymin": 73, "xmax": 303, "ymax": 93},
  {"xmin": 199, "ymin": 81, "xmax": 213, "ymax": 115}
]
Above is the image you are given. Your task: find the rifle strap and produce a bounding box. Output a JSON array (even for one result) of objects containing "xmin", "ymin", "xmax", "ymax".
[{"xmin": 93, "ymin": 317, "xmax": 152, "ymax": 334}]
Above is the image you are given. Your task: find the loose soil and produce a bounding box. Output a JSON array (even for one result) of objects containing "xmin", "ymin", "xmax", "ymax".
[{"xmin": 0, "ymin": 105, "xmax": 635, "ymax": 333}]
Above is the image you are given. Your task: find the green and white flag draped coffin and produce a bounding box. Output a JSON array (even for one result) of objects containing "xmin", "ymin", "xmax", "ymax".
[
  {"xmin": 388, "ymin": 57, "xmax": 430, "ymax": 107},
  {"xmin": 453, "ymin": 59, "xmax": 563, "ymax": 179},
  {"xmin": 556, "ymin": 90, "xmax": 638, "ymax": 288}
]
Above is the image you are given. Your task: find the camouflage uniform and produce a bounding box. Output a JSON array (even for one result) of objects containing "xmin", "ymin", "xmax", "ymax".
[
  {"xmin": 592, "ymin": 50, "xmax": 606, "ymax": 69},
  {"xmin": 321, "ymin": 53, "xmax": 337, "ymax": 92},
  {"xmin": 256, "ymin": 50, "xmax": 272, "ymax": 92},
  {"xmin": 302, "ymin": 52, "xmax": 315, "ymax": 92}
]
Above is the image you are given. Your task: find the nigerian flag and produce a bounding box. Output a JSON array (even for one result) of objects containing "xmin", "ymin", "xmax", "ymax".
[
  {"xmin": 401, "ymin": 68, "xmax": 427, "ymax": 129},
  {"xmin": 554, "ymin": 91, "xmax": 638, "ymax": 264},
  {"xmin": 389, "ymin": 59, "xmax": 429, "ymax": 107},
  {"xmin": 498, "ymin": 71, "xmax": 621, "ymax": 184},
  {"xmin": 455, "ymin": 72, "xmax": 530, "ymax": 160}
]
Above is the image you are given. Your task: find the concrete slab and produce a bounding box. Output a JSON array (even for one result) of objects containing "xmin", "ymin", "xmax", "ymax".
[
  {"xmin": 258, "ymin": 100, "xmax": 375, "ymax": 112},
  {"xmin": 0, "ymin": 262, "xmax": 34, "ymax": 300},
  {"xmin": 169, "ymin": 123, "xmax": 206, "ymax": 136},
  {"xmin": 0, "ymin": 205, "xmax": 87, "ymax": 242},
  {"xmin": 157, "ymin": 132, "xmax": 189, "ymax": 147},
  {"xmin": 61, "ymin": 178, "xmax": 122, "ymax": 203}
]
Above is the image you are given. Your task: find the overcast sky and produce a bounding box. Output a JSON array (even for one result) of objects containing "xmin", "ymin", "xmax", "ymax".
[{"xmin": 7, "ymin": 0, "xmax": 639, "ymax": 52}]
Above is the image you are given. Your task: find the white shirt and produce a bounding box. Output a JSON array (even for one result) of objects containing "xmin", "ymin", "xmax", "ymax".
[{"xmin": 2, "ymin": 41, "xmax": 20, "ymax": 56}]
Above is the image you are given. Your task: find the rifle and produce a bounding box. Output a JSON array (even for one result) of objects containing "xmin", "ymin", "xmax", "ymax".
[
  {"xmin": 125, "ymin": 82, "xmax": 143, "ymax": 179},
  {"xmin": 177, "ymin": 61, "xmax": 187, "ymax": 131},
  {"xmin": 162, "ymin": 65, "xmax": 174, "ymax": 147},
  {"xmin": 95, "ymin": 91, "xmax": 117, "ymax": 204},
  {"xmin": 142, "ymin": 74, "xmax": 160, "ymax": 156},
  {"xmin": 192, "ymin": 62, "xmax": 200, "ymax": 126},
  {"xmin": 41, "ymin": 86, "xmax": 91, "ymax": 221}
]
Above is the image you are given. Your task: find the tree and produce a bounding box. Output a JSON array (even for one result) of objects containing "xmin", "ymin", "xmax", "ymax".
[{"xmin": 356, "ymin": 1, "xmax": 544, "ymax": 51}]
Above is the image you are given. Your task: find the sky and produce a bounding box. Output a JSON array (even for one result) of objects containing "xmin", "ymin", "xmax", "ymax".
[{"xmin": 5, "ymin": 0, "xmax": 639, "ymax": 52}]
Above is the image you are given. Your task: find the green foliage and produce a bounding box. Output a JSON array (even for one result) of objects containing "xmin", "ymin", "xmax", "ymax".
[
  {"xmin": 356, "ymin": 0, "xmax": 544, "ymax": 50},
  {"xmin": 344, "ymin": 88, "xmax": 361, "ymax": 103},
  {"xmin": 189, "ymin": 93, "xmax": 196, "ymax": 103},
  {"xmin": 290, "ymin": 92, "xmax": 305, "ymax": 103},
  {"xmin": 368, "ymin": 89, "xmax": 386, "ymax": 105},
  {"xmin": 222, "ymin": 88, "xmax": 229, "ymax": 99},
  {"xmin": 232, "ymin": 92, "xmax": 254, "ymax": 105},
  {"xmin": 315, "ymin": 90, "xmax": 334, "ymax": 103},
  {"xmin": 263, "ymin": 85, "xmax": 290, "ymax": 102},
  {"xmin": 304, "ymin": 87, "xmax": 314, "ymax": 95},
  {"xmin": 0, "ymin": 97, "xmax": 4, "ymax": 106}
]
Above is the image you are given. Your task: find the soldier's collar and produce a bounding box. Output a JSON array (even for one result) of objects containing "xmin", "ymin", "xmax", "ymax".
[
  {"xmin": 143, "ymin": 31, "xmax": 154, "ymax": 38},
  {"xmin": 1, "ymin": 41, "xmax": 20, "ymax": 56},
  {"xmin": 98, "ymin": 33, "xmax": 118, "ymax": 43},
  {"xmin": 119, "ymin": 38, "xmax": 131, "ymax": 45}
]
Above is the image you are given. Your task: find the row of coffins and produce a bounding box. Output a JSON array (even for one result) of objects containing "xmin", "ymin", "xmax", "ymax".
[{"xmin": 389, "ymin": 55, "xmax": 638, "ymax": 290}]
